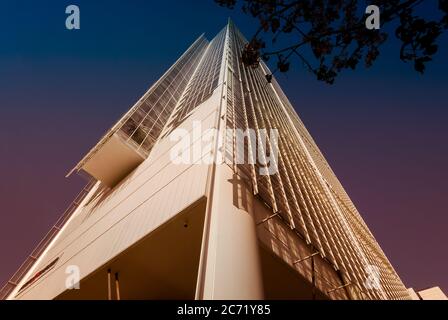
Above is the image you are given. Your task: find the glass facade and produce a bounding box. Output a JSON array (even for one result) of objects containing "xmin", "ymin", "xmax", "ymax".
[
  {"xmin": 117, "ymin": 35, "xmax": 209, "ymax": 153},
  {"xmin": 163, "ymin": 27, "xmax": 227, "ymax": 135},
  {"xmin": 223, "ymin": 22, "xmax": 410, "ymax": 300},
  {"xmin": 70, "ymin": 34, "xmax": 209, "ymax": 174}
]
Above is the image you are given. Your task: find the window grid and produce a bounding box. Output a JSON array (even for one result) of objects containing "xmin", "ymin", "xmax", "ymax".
[{"xmin": 224, "ymin": 22, "xmax": 410, "ymax": 300}]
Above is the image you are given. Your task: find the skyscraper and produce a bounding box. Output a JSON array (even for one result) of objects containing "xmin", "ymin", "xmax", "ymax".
[{"xmin": 1, "ymin": 21, "xmax": 411, "ymax": 300}]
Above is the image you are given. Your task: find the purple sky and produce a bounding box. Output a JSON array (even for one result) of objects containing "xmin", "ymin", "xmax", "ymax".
[{"xmin": 0, "ymin": 1, "xmax": 447, "ymax": 296}]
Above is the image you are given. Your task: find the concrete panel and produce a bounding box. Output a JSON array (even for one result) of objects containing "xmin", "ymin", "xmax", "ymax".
[
  {"xmin": 13, "ymin": 96, "xmax": 221, "ymax": 300},
  {"xmin": 82, "ymin": 133, "xmax": 145, "ymax": 187},
  {"xmin": 199, "ymin": 165, "xmax": 264, "ymax": 300}
]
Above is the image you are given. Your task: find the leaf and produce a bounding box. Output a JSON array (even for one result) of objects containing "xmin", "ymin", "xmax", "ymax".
[
  {"xmin": 277, "ymin": 60, "xmax": 290, "ymax": 72},
  {"xmin": 414, "ymin": 58, "xmax": 426, "ymax": 73},
  {"xmin": 271, "ymin": 18, "xmax": 280, "ymax": 33}
]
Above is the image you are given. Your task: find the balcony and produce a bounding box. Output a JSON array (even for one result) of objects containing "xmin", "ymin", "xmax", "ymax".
[{"xmin": 78, "ymin": 133, "xmax": 145, "ymax": 187}]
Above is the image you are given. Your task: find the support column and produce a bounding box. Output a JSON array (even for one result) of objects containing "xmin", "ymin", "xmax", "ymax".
[{"xmin": 196, "ymin": 164, "xmax": 264, "ymax": 300}]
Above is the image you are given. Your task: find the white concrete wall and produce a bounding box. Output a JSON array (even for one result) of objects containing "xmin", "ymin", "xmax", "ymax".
[
  {"xmin": 198, "ymin": 164, "xmax": 264, "ymax": 300},
  {"xmin": 418, "ymin": 287, "xmax": 448, "ymax": 300},
  {"xmin": 14, "ymin": 92, "xmax": 221, "ymax": 300}
]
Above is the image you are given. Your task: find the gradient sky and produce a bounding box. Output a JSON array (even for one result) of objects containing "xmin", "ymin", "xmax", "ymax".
[{"xmin": 0, "ymin": 0, "xmax": 447, "ymax": 295}]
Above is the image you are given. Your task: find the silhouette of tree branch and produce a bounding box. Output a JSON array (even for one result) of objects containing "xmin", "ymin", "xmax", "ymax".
[{"xmin": 216, "ymin": 0, "xmax": 448, "ymax": 84}]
